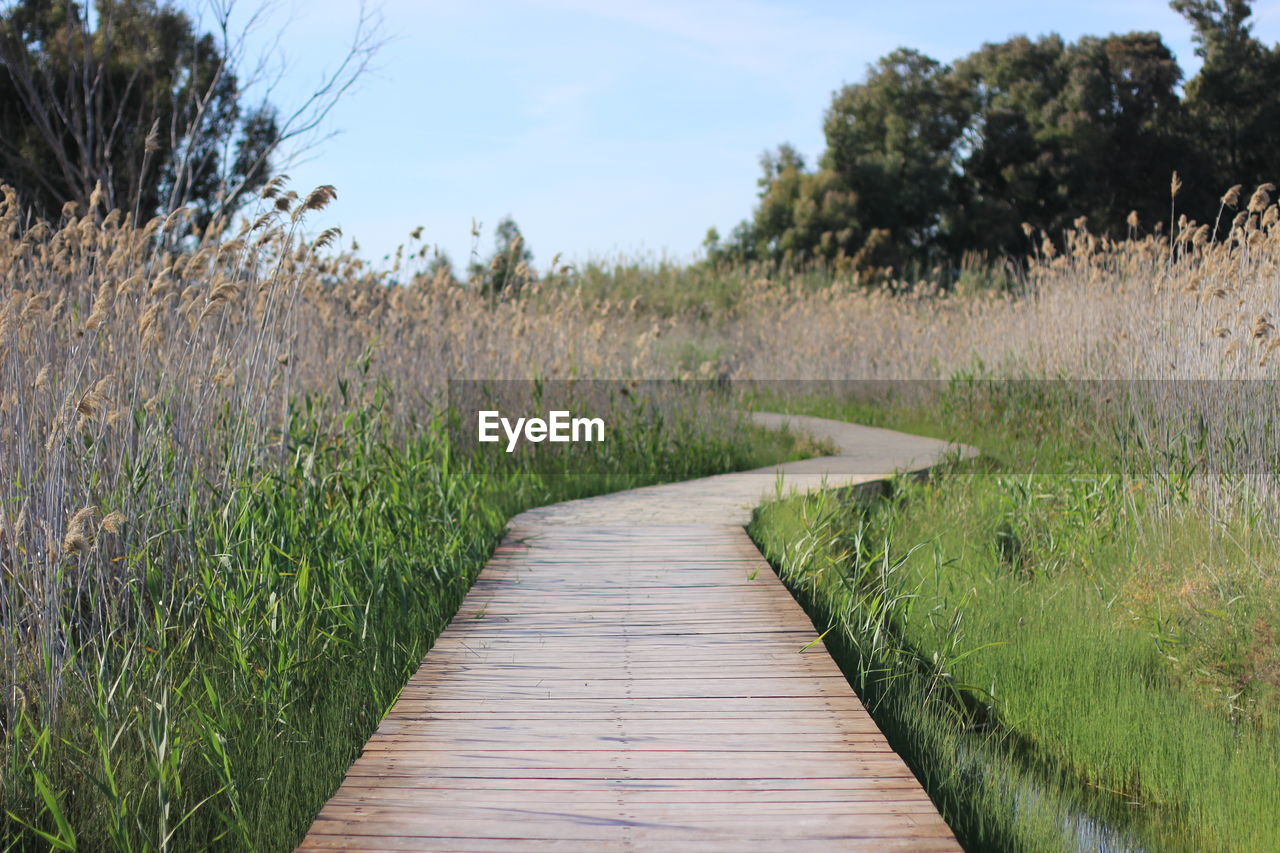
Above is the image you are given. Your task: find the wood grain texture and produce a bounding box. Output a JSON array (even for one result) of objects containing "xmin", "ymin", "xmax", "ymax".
[{"xmin": 296, "ymin": 415, "xmax": 972, "ymax": 851}]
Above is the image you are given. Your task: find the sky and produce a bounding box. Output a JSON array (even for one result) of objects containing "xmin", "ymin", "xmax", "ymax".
[{"xmin": 230, "ymin": 0, "xmax": 1280, "ymax": 273}]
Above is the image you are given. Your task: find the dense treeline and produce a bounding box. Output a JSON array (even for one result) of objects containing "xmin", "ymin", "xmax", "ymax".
[{"xmin": 708, "ymin": 0, "xmax": 1280, "ymax": 271}]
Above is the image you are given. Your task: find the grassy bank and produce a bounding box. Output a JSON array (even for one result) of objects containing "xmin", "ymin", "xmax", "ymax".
[{"xmin": 749, "ymin": 382, "xmax": 1280, "ymax": 851}]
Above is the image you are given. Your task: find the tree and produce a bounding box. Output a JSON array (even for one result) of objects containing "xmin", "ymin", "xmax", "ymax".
[
  {"xmin": 0, "ymin": 0, "xmax": 382, "ymax": 224},
  {"xmin": 710, "ymin": 144, "xmax": 882, "ymax": 268},
  {"xmin": 1173, "ymin": 0, "xmax": 1280, "ymax": 190},
  {"xmin": 1080, "ymin": 32, "xmax": 1188, "ymax": 225},
  {"xmin": 822, "ymin": 48, "xmax": 972, "ymax": 266},
  {"xmin": 470, "ymin": 217, "xmax": 533, "ymax": 296},
  {"xmin": 953, "ymin": 32, "xmax": 1184, "ymax": 252},
  {"xmin": 949, "ymin": 35, "xmax": 1071, "ymax": 253}
]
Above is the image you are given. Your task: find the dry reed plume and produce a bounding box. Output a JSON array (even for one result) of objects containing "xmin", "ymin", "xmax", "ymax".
[{"xmin": 699, "ymin": 207, "xmax": 1280, "ymax": 381}]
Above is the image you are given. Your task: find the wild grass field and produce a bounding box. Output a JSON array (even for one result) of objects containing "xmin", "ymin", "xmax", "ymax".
[
  {"xmin": 750, "ymin": 383, "xmax": 1280, "ymax": 852},
  {"xmin": 4, "ymin": 172, "xmax": 1280, "ymax": 851},
  {"xmin": 0, "ymin": 183, "xmax": 812, "ymax": 849}
]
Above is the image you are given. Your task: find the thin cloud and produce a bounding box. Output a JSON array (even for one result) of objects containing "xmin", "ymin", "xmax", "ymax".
[
  {"xmin": 516, "ymin": 0, "xmax": 891, "ymax": 75},
  {"xmin": 523, "ymin": 82, "xmax": 604, "ymax": 122}
]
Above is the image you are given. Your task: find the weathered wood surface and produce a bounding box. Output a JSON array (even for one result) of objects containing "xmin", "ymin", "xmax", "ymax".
[{"xmin": 297, "ymin": 414, "xmax": 971, "ymax": 851}]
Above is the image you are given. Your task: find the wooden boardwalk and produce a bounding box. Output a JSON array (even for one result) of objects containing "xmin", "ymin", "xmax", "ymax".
[{"xmin": 298, "ymin": 415, "xmax": 971, "ymax": 852}]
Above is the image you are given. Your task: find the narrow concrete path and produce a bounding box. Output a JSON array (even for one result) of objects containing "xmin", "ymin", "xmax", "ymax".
[{"xmin": 298, "ymin": 414, "xmax": 972, "ymax": 852}]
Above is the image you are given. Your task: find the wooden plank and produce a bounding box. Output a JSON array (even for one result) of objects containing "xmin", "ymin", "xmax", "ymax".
[
  {"xmin": 325, "ymin": 785, "xmax": 935, "ymax": 804},
  {"xmin": 302, "ymin": 811, "xmax": 957, "ymax": 839},
  {"xmin": 381, "ymin": 697, "xmax": 873, "ymax": 712},
  {"xmin": 402, "ymin": 662, "xmax": 847, "ymax": 676},
  {"xmin": 324, "ymin": 776, "xmax": 932, "ymax": 794},
  {"xmin": 366, "ymin": 735, "xmax": 895, "ymax": 748},
  {"xmin": 369, "ymin": 721, "xmax": 890, "ymax": 737},
  {"xmin": 299, "ymin": 836, "xmax": 963, "ymax": 853}
]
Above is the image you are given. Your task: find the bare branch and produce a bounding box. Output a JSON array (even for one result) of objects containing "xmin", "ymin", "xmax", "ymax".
[{"xmin": 0, "ymin": 0, "xmax": 384, "ymax": 224}]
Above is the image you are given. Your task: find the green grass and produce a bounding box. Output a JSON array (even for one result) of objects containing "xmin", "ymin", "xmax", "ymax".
[
  {"xmin": 2, "ymin": 387, "xmax": 811, "ymax": 851},
  {"xmin": 748, "ymin": 380, "xmax": 1280, "ymax": 852},
  {"xmin": 539, "ymin": 255, "xmax": 858, "ymax": 318},
  {"xmin": 532, "ymin": 253, "xmax": 1019, "ymax": 322}
]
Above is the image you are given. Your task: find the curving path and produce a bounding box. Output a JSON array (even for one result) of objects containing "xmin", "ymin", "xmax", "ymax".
[{"xmin": 297, "ymin": 413, "xmax": 973, "ymax": 852}]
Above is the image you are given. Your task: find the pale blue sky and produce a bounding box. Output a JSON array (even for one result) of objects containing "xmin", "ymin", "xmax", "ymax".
[{"xmin": 245, "ymin": 0, "xmax": 1280, "ymax": 272}]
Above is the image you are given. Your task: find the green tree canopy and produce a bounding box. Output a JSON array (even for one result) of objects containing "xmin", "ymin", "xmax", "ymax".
[
  {"xmin": 1173, "ymin": 0, "xmax": 1280, "ymax": 192},
  {"xmin": 822, "ymin": 48, "xmax": 971, "ymax": 266},
  {"xmin": 713, "ymin": 2, "xmax": 1280, "ymax": 273},
  {"xmin": 712, "ymin": 144, "xmax": 879, "ymax": 268},
  {"xmin": 0, "ymin": 0, "xmax": 279, "ymax": 224},
  {"xmin": 953, "ymin": 31, "xmax": 1185, "ymax": 252}
]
